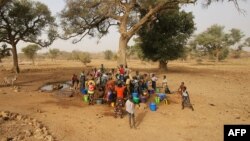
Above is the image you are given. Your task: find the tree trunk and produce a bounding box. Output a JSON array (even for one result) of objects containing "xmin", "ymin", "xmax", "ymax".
[
  {"xmin": 117, "ymin": 36, "xmax": 129, "ymax": 66},
  {"xmin": 159, "ymin": 60, "xmax": 168, "ymax": 70},
  {"xmin": 11, "ymin": 44, "xmax": 20, "ymax": 73}
]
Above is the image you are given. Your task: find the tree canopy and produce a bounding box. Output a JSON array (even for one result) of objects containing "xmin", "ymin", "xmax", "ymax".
[
  {"xmin": 0, "ymin": 0, "xmax": 57, "ymax": 73},
  {"xmin": 137, "ymin": 8, "xmax": 195, "ymax": 70},
  {"xmin": 60, "ymin": 0, "xmax": 198, "ymax": 66}
]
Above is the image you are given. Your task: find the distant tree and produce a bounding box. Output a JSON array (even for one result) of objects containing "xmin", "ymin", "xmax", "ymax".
[
  {"xmin": 104, "ymin": 50, "xmax": 113, "ymax": 60},
  {"xmin": 0, "ymin": 0, "xmax": 57, "ymax": 73},
  {"xmin": 226, "ymin": 28, "xmax": 245, "ymax": 58},
  {"xmin": 245, "ymin": 37, "xmax": 250, "ymax": 47},
  {"xmin": 138, "ymin": 8, "xmax": 195, "ymax": 70},
  {"xmin": 48, "ymin": 49, "xmax": 60, "ymax": 61},
  {"xmin": 0, "ymin": 44, "xmax": 11, "ymax": 63},
  {"xmin": 129, "ymin": 38, "xmax": 144, "ymax": 60},
  {"xmin": 113, "ymin": 54, "xmax": 118, "ymax": 61},
  {"xmin": 187, "ymin": 39, "xmax": 208, "ymax": 63},
  {"xmin": 71, "ymin": 50, "xmax": 80, "ymax": 61},
  {"xmin": 194, "ymin": 24, "xmax": 230, "ymax": 62},
  {"xmin": 22, "ymin": 44, "xmax": 41, "ymax": 65},
  {"xmin": 78, "ymin": 52, "xmax": 91, "ymax": 66}
]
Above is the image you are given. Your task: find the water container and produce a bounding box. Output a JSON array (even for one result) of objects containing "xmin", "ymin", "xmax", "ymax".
[
  {"xmin": 140, "ymin": 96, "xmax": 147, "ymax": 103},
  {"xmin": 132, "ymin": 92, "xmax": 138, "ymax": 98},
  {"xmin": 83, "ymin": 95, "xmax": 89, "ymax": 102},
  {"xmin": 149, "ymin": 102, "xmax": 157, "ymax": 111},
  {"xmin": 155, "ymin": 97, "xmax": 160, "ymax": 104},
  {"xmin": 133, "ymin": 97, "xmax": 140, "ymax": 104},
  {"xmin": 80, "ymin": 88, "xmax": 87, "ymax": 94}
]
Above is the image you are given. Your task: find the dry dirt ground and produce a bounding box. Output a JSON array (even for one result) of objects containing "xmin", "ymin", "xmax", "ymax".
[{"xmin": 0, "ymin": 59, "xmax": 250, "ymax": 141}]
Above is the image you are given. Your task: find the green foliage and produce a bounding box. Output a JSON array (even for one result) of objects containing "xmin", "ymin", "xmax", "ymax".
[
  {"xmin": 48, "ymin": 49, "xmax": 60, "ymax": 60},
  {"xmin": 78, "ymin": 52, "xmax": 91, "ymax": 66},
  {"xmin": 0, "ymin": 0, "xmax": 57, "ymax": 72},
  {"xmin": 244, "ymin": 37, "xmax": 250, "ymax": 47},
  {"xmin": 194, "ymin": 24, "xmax": 229, "ymax": 61},
  {"xmin": 226, "ymin": 28, "xmax": 245, "ymax": 46},
  {"xmin": 103, "ymin": 50, "xmax": 113, "ymax": 60},
  {"xmin": 192, "ymin": 25, "xmax": 249, "ymax": 60},
  {"xmin": 60, "ymin": 0, "xmax": 198, "ymax": 65},
  {"xmin": 0, "ymin": 44, "xmax": 11, "ymax": 62},
  {"xmin": 22, "ymin": 44, "xmax": 40, "ymax": 64},
  {"xmin": 0, "ymin": 0, "xmax": 57, "ymax": 46},
  {"xmin": 113, "ymin": 54, "xmax": 118, "ymax": 61},
  {"xmin": 137, "ymin": 8, "xmax": 195, "ymax": 68},
  {"xmin": 218, "ymin": 47, "xmax": 229, "ymax": 61}
]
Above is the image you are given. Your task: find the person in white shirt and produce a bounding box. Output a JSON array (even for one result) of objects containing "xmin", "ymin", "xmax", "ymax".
[
  {"xmin": 125, "ymin": 97, "xmax": 136, "ymax": 129},
  {"xmin": 151, "ymin": 74, "xmax": 158, "ymax": 90},
  {"xmin": 162, "ymin": 75, "xmax": 171, "ymax": 94}
]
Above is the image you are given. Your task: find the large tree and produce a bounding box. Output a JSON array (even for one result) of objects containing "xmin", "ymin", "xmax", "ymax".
[
  {"xmin": 0, "ymin": 0, "xmax": 57, "ymax": 73},
  {"xmin": 60, "ymin": 0, "xmax": 241, "ymax": 66},
  {"xmin": 60, "ymin": 0, "xmax": 197, "ymax": 66},
  {"xmin": 137, "ymin": 8, "xmax": 195, "ymax": 70}
]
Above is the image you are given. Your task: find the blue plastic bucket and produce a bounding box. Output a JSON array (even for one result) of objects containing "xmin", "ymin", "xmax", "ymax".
[
  {"xmin": 132, "ymin": 92, "xmax": 138, "ymax": 98},
  {"xmin": 149, "ymin": 103, "xmax": 157, "ymax": 111},
  {"xmin": 80, "ymin": 88, "xmax": 87, "ymax": 94}
]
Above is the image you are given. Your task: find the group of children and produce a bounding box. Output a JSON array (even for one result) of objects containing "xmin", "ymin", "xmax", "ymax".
[{"xmin": 70, "ymin": 64, "xmax": 194, "ymax": 128}]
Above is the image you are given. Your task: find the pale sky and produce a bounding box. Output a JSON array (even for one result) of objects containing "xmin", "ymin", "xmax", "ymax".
[{"xmin": 17, "ymin": 0, "xmax": 250, "ymax": 53}]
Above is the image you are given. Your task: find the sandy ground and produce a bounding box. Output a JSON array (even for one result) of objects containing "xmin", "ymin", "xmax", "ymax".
[{"xmin": 0, "ymin": 59, "xmax": 250, "ymax": 141}]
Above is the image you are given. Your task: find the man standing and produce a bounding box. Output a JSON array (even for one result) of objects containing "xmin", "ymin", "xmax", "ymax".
[{"xmin": 125, "ymin": 96, "xmax": 136, "ymax": 129}]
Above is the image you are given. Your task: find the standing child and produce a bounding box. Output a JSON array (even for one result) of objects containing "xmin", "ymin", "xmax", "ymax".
[
  {"xmin": 151, "ymin": 74, "xmax": 158, "ymax": 90},
  {"xmin": 72, "ymin": 74, "xmax": 79, "ymax": 90},
  {"xmin": 79, "ymin": 71, "xmax": 85, "ymax": 90},
  {"xmin": 125, "ymin": 96, "xmax": 136, "ymax": 129},
  {"xmin": 182, "ymin": 86, "xmax": 194, "ymax": 111},
  {"xmin": 178, "ymin": 82, "xmax": 185, "ymax": 95},
  {"xmin": 162, "ymin": 75, "xmax": 171, "ymax": 94}
]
